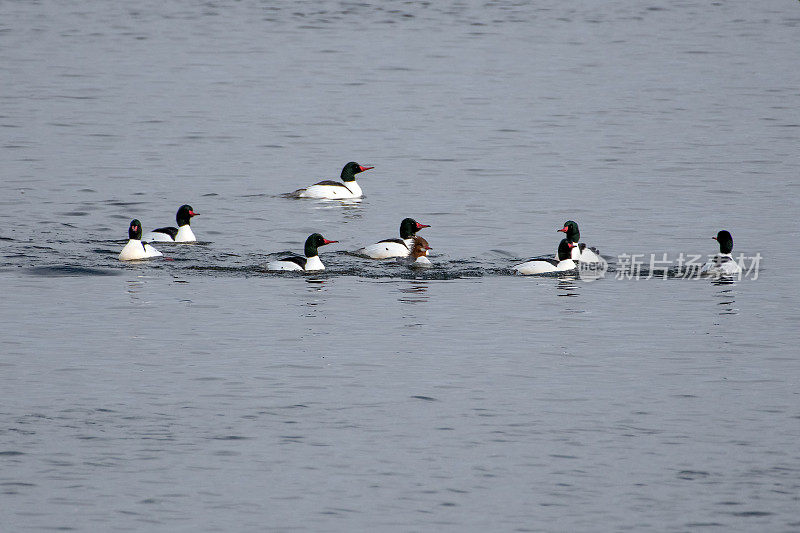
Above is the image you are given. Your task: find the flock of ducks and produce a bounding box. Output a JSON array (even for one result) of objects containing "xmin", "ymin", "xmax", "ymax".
[{"xmin": 118, "ymin": 162, "xmax": 742, "ymax": 277}]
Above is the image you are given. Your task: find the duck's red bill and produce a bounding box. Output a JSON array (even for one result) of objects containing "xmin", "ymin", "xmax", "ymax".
[
  {"xmin": 358, "ymin": 166, "xmax": 374, "ymax": 172},
  {"xmin": 322, "ymin": 239, "xmax": 338, "ymax": 245}
]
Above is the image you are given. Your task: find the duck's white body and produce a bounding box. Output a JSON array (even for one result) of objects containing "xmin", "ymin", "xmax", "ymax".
[
  {"xmin": 267, "ymin": 255, "xmax": 325, "ymax": 272},
  {"xmin": 298, "ymin": 181, "xmax": 362, "ymax": 200},
  {"xmin": 406, "ymin": 255, "xmax": 432, "ymax": 269},
  {"xmin": 516, "ymin": 239, "xmax": 578, "ymax": 275},
  {"xmin": 119, "ymin": 239, "xmax": 163, "ymax": 261},
  {"xmin": 514, "ymin": 257, "xmax": 576, "ymax": 275},
  {"xmin": 143, "ymin": 224, "xmax": 196, "ymax": 243},
  {"xmin": 359, "ymin": 238, "xmax": 413, "ymax": 259},
  {"xmin": 574, "ymin": 244, "xmax": 602, "ymax": 263},
  {"xmin": 700, "ymin": 254, "xmax": 741, "ymax": 277}
]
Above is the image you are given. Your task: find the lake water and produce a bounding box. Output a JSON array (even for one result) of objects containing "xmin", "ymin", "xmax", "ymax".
[{"xmin": 1, "ymin": 1, "xmax": 799, "ymax": 531}]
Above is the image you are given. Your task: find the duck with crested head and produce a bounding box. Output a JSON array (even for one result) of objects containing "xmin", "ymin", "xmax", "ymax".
[
  {"xmin": 399, "ymin": 236, "xmax": 433, "ymax": 269},
  {"xmin": 288, "ymin": 162, "xmax": 374, "ymax": 199},
  {"xmin": 119, "ymin": 219, "xmax": 163, "ymax": 261}
]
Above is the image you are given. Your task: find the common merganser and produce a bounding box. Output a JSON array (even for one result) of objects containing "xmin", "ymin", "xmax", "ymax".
[
  {"xmin": 513, "ymin": 238, "xmax": 577, "ymax": 275},
  {"xmin": 289, "ymin": 162, "xmax": 374, "ymax": 199},
  {"xmin": 357, "ymin": 218, "xmax": 430, "ymax": 259},
  {"xmin": 119, "ymin": 219, "xmax": 163, "ymax": 261},
  {"xmin": 266, "ymin": 233, "xmax": 338, "ymax": 272},
  {"xmin": 558, "ymin": 220, "xmax": 601, "ymax": 263},
  {"xmin": 400, "ymin": 236, "xmax": 432, "ymax": 269},
  {"xmin": 700, "ymin": 230, "xmax": 742, "ymax": 277},
  {"xmin": 142, "ymin": 205, "xmax": 199, "ymax": 242}
]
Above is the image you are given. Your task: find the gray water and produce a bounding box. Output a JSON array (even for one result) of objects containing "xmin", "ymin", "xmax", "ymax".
[{"xmin": 2, "ymin": 1, "xmax": 799, "ymax": 531}]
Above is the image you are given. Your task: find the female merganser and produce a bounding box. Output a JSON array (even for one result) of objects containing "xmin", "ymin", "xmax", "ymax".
[
  {"xmin": 701, "ymin": 230, "xmax": 742, "ymax": 276},
  {"xmin": 119, "ymin": 219, "xmax": 163, "ymax": 261},
  {"xmin": 289, "ymin": 162, "xmax": 373, "ymax": 199},
  {"xmin": 558, "ymin": 220, "xmax": 602, "ymax": 263},
  {"xmin": 400, "ymin": 236, "xmax": 432, "ymax": 268},
  {"xmin": 513, "ymin": 238, "xmax": 577, "ymax": 275},
  {"xmin": 142, "ymin": 205, "xmax": 199, "ymax": 242},
  {"xmin": 357, "ymin": 218, "xmax": 430, "ymax": 259},
  {"xmin": 266, "ymin": 233, "xmax": 338, "ymax": 272}
]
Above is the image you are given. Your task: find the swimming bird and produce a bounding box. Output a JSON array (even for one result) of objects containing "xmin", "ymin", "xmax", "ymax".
[
  {"xmin": 513, "ymin": 238, "xmax": 577, "ymax": 275},
  {"xmin": 400, "ymin": 236, "xmax": 433, "ymax": 269},
  {"xmin": 357, "ymin": 218, "xmax": 430, "ymax": 259},
  {"xmin": 700, "ymin": 230, "xmax": 742, "ymax": 277},
  {"xmin": 266, "ymin": 233, "xmax": 338, "ymax": 271},
  {"xmin": 142, "ymin": 205, "xmax": 199, "ymax": 242},
  {"xmin": 119, "ymin": 219, "xmax": 163, "ymax": 261},
  {"xmin": 289, "ymin": 162, "xmax": 373, "ymax": 199},
  {"xmin": 558, "ymin": 220, "xmax": 601, "ymax": 263}
]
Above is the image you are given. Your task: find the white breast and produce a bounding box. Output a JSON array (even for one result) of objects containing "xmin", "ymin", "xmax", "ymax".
[
  {"xmin": 303, "ymin": 256, "xmax": 325, "ymax": 271},
  {"xmin": 119, "ymin": 240, "xmax": 163, "ymax": 261},
  {"xmin": 174, "ymin": 225, "xmax": 196, "ymax": 242}
]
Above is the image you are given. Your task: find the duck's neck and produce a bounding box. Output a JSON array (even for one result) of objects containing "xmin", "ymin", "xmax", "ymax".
[{"xmin": 176, "ymin": 224, "xmax": 196, "ymax": 241}]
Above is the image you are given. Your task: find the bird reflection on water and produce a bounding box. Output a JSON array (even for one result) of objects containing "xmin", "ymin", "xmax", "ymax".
[
  {"xmin": 712, "ymin": 279, "xmax": 738, "ymax": 316},
  {"xmin": 398, "ymin": 280, "xmax": 429, "ymax": 305},
  {"xmin": 556, "ymin": 275, "xmax": 580, "ymax": 298}
]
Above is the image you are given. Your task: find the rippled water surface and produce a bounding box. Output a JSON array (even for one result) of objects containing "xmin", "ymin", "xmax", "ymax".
[{"xmin": 2, "ymin": 1, "xmax": 799, "ymax": 531}]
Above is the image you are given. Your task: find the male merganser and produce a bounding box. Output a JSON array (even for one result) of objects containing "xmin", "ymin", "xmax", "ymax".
[
  {"xmin": 400, "ymin": 236, "xmax": 432, "ymax": 268},
  {"xmin": 558, "ymin": 220, "xmax": 602, "ymax": 263},
  {"xmin": 288, "ymin": 162, "xmax": 373, "ymax": 199},
  {"xmin": 357, "ymin": 218, "xmax": 430, "ymax": 259},
  {"xmin": 266, "ymin": 233, "xmax": 338, "ymax": 272},
  {"xmin": 142, "ymin": 205, "xmax": 199, "ymax": 242},
  {"xmin": 119, "ymin": 219, "xmax": 163, "ymax": 261},
  {"xmin": 701, "ymin": 230, "xmax": 742, "ymax": 277},
  {"xmin": 513, "ymin": 238, "xmax": 577, "ymax": 275}
]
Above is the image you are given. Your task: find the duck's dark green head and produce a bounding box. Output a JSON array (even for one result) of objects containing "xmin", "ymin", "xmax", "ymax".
[
  {"xmin": 128, "ymin": 219, "xmax": 143, "ymax": 240},
  {"xmin": 713, "ymin": 230, "xmax": 734, "ymax": 254},
  {"xmin": 176, "ymin": 204, "xmax": 198, "ymax": 226},
  {"xmin": 340, "ymin": 162, "xmax": 374, "ymax": 182},
  {"xmin": 399, "ymin": 218, "xmax": 430, "ymax": 239},
  {"xmin": 305, "ymin": 233, "xmax": 338, "ymax": 257},
  {"xmin": 557, "ymin": 238, "xmax": 575, "ymax": 261},
  {"xmin": 557, "ymin": 220, "xmax": 580, "ymax": 243}
]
